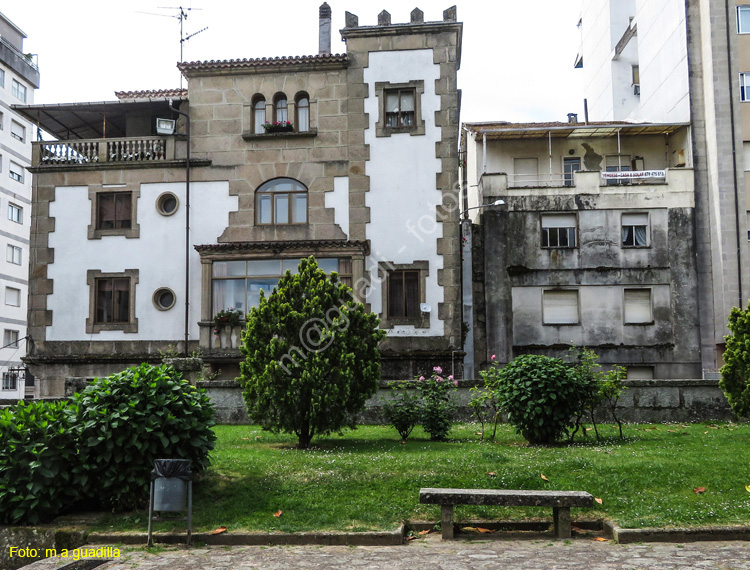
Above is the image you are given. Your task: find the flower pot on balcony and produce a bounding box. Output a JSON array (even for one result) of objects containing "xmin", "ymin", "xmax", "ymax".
[{"xmin": 265, "ymin": 125, "xmax": 295, "ymax": 133}]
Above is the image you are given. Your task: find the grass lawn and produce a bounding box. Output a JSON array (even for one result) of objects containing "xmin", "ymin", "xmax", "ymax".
[{"xmin": 94, "ymin": 422, "xmax": 750, "ymax": 534}]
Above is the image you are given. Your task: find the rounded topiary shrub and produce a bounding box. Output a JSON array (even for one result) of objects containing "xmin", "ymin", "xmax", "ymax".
[
  {"xmin": 0, "ymin": 400, "xmax": 83, "ymax": 524},
  {"xmin": 495, "ymin": 354, "xmax": 584, "ymax": 444},
  {"xmin": 74, "ymin": 363, "xmax": 216, "ymax": 510}
]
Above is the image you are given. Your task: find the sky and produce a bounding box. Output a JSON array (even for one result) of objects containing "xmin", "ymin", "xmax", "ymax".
[{"xmin": 6, "ymin": 0, "xmax": 583, "ymax": 124}]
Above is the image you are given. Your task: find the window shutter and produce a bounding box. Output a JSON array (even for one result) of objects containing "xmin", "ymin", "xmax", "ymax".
[
  {"xmin": 624, "ymin": 289, "xmax": 652, "ymax": 323},
  {"xmin": 541, "ymin": 213, "xmax": 576, "ymax": 228},
  {"xmin": 543, "ymin": 290, "xmax": 579, "ymax": 324}
]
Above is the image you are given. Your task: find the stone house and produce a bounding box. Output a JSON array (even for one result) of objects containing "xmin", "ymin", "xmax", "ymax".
[{"xmin": 15, "ymin": 5, "xmax": 464, "ymax": 396}]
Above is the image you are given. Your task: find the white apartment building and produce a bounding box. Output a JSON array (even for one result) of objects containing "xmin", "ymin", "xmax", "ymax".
[{"xmin": 0, "ymin": 12, "xmax": 38, "ymax": 400}]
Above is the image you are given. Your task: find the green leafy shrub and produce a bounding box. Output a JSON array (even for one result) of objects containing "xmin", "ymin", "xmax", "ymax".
[
  {"xmin": 470, "ymin": 355, "xmax": 504, "ymax": 441},
  {"xmin": 417, "ymin": 367, "xmax": 457, "ymax": 441},
  {"xmin": 495, "ymin": 354, "xmax": 586, "ymax": 444},
  {"xmin": 720, "ymin": 301, "xmax": 750, "ymax": 418},
  {"xmin": 0, "ymin": 400, "xmax": 83, "ymax": 524},
  {"xmin": 74, "ymin": 363, "xmax": 216, "ymax": 510},
  {"xmin": 381, "ymin": 380, "xmax": 421, "ymax": 440},
  {"xmin": 239, "ymin": 256, "xmax": 386, "ymax": 449}
]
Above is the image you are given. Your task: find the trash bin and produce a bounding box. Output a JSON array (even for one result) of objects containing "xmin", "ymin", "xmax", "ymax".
[{"xmin": 148, "ymin": 459, "xmax": 192, "ymax": 546}]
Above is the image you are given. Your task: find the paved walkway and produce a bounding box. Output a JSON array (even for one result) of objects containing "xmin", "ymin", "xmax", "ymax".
[{"xmin": 20, "ymin": 535, "xmax": 750, "ymax": 570}]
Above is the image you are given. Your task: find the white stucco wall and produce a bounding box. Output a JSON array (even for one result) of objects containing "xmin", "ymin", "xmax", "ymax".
[
  {"xmin": 326, "ymin": 175, "xmax": 350, "ymax": 238},
  {"xmin": 363, "ymin": 49, "xmax": 444, "ymax": 337},
  {"xmin": 47, "ymin": 181, "xmax": 236, "ymax": 341}
]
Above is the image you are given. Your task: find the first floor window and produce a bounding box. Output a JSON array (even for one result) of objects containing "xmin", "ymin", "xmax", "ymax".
[
  {"xmin": 256, "ymin": 178, "xmax": 307, "ymax": 225},
  {"xmin": 5, "ymin": 287, "xmax": 21, "ymax": 307},
  {"xmin": 3, "ymin": 329, "xmax": 19, "ymax": 348},
  {"xmin": 6, "ymin": 244, "xmax": 21, "ymax": 265},
  {"xmin": 385, "ymin": 88, "xmax": 415, "ymax": 128},
  {"xmin": 212, "ymin": 257, "xmax": 346, "ymax": 314},
  {"xmin": 624, "ymin": 288, "xmax": 652, "ymax": 324},
  {"xmin": 387, "ymin": 270, "xmax": 420, "ymax": 318},
  {"xmin": 621, "ymin": 212, "xmax": 649, "ymax": 247},
  {"xmin": 2, "ymin": 371, "xmax": 17, "ymax": 390},
  {"xmin": 95, "ymin": 277, "xmax": 131, "ymax": 323},
  {"xmin": 541, "ymin": 213, "xmax": 577, "ymax": 248},
  {"xmin": 543, "ymin": 290, "xmax": 579, "ymax": 324},
  {"xmin": 97, "ymin": 192, "xmax": 132, "ymax": 230},
  {"xmin": 8, "ymin": 203, "xmax": 22, "ymax": 223},
  {"xmin": 12, "ymin": 79, "xmax": 26, "ymax": 102}
]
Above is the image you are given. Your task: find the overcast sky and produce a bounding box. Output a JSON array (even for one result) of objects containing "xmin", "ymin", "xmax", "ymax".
[{"xmin": 7, "ymin": 0, "xmax": 583, "ymax": 124}]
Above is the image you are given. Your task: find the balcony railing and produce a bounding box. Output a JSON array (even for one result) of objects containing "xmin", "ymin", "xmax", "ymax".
[{"xmin": 32, "ymin": 136, "xmax": 176, "ymax": 167}]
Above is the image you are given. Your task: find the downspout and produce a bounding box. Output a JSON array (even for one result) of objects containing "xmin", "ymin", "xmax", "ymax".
[
  {"xmin": 482, "ymin": 132, "xmax": 487, "ymax": 174},
  {"xmin": 548, "ymin": 130, "xmax": 553, "ymax": 184},
  {"xmin": 725, "ymin": 0, "xmax": 745, "ymax": 307},
  {"xmin": 170, "ymin": 99, "xmax": 191, "ymax": 356}
]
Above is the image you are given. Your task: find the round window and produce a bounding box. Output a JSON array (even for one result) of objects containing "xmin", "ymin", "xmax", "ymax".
[
  {"xmin": 156, "ymin": 192, "xmax": 179, "ymax": 216},
  {"xmin": 153, "ymin": 288, "xmax": 176, "ymax": 311}
]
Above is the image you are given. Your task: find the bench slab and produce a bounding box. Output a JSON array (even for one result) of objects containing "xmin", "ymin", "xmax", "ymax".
[{"xmin": 419, "ymin": 488, "xmax": 593, "ymax": 539}]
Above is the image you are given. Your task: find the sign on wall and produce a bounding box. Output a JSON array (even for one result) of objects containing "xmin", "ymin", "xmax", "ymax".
[{"xmin": 601, "ymin": 170, "xmax": 666, "ymax": 180}]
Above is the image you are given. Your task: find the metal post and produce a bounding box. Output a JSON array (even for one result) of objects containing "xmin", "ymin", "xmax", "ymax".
[{"xmin": 147, "ymin": 482, "xmax": 155, "ymax": 547}]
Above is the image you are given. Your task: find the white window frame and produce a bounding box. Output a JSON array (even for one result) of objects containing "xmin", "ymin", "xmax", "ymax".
[
  {"xmin": 9, "ymin": 162, "xmax": 23, "ymax": 184},
  {"xmin": 6, "ymin": 244, "xmax": 21, "ymax": 265},
  {"xmin": 3, "ymin": 329, "xmax": 19, "ymax": 348},
  {"xmin": 738, "ymin": 5, "xmax": 750, "ymax": 33},
  {"xmin": 11, "ymin": 79, "xmax": 26, "ymax": 103},
  {"xmin": 2, "ymin": 372, "xmax": 18, "ymax": 391},
  {"xmin": 621, "ymin": 212, "xmax": 650, "ymax": 248},
  {"xmin": 542, "ymin": 289, "xmax": 580, "ymax": 325},
  {"xmin": 8, "ymin": 203, "xmax": 22, "ymax": 223},
  {"xmin": 623, "ymin": 288, "xmax": 653, "ymax": 324},
  {"xmin": 10, "ymin": 120, "xmax": 25, "ymax": 143},
  {"xmin": 5, "ymin": 286, "xmax": 21, "ymax": 307},
  {"xmin": 741, "ymin": 72, "xmax": 750, "ymax": 102},
  {"xmin": 541, "ymin": 213, "xmax": 577, "ymax": 248}
]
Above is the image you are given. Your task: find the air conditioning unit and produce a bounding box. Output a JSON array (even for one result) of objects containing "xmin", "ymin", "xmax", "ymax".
[{"xmin": 633, "ymin": 84, "xmax": 640, "ymax": 96}]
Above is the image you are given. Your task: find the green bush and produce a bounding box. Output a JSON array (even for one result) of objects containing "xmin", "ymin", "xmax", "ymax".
[
  {"xmin": 74, "ymin": 363, "xmax": 216, "ymax": 510},
  {"xmin": 417, "ymin": 367, "xmax": 457, "ymax": 441},
  {"xmin": 239, "ymin": 256, "xmax": 386, "ymax": 449},
  {"xmin": 470, "ymin": 356, "xmax": 504, "ymax": 441},
  {"xmin": 381, "ymin": 380, "xmax": 421, "ymax": 440},
  {"xmin": 495, "ymin": 354, "xmax": 586, "ymax": 444},
  {"xmin": 0, "ymin": 400, "xmax": 84, "ymax": 524},
  {"xmin": 720, "ymin": 301, "xmax": 750, "ymax": 418}
]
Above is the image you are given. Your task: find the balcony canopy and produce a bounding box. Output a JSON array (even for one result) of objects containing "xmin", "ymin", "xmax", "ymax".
[
  {"xmin": 464, "ymin": 121, "xmax": 689, "ymax": 141},
  {"xmin": 13, "ymin": 95, "xmax": 186, "ymax": 140}
]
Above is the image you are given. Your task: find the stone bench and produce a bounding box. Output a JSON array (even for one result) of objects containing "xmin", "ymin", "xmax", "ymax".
[{"xmin": 419, "ymin": 488, "xmax": 594, "ymax": 539}]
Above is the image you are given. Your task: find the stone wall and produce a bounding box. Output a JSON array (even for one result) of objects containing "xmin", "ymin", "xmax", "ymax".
[{"xmin": 197, "ymin": 378, "xmax": 736, "ymax": 425}]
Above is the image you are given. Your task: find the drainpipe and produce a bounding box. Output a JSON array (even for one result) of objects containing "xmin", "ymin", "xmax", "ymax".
[
  {"xmin": 548, "ymin": 130, "xmax": 553, "ymax": 184},
  {"xmin": 170, "ymin": 99, "xmax": 191, "ymax": 356},
  {"xmin": 482, "ymin": 132, "xmax": 487, "ymax": 174},
  {"xmin": 725, "ymin": 0, "xmax": 745, "ymax": 307}
]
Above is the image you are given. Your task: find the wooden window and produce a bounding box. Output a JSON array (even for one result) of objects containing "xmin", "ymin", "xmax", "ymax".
[
  {"xmin": 255, "ymin": 178, "xmax": 307, "ymax": 225},
  {"xmin": 97, "ymin": 192, "xmax": 132, "ymax": 230},
  {"xmin": 388, "ymin": 270, "xmax": 420, "ymax": 318},
  {"xmin": 274, "ymin": 94, "xmax": 288, "ymax": 124},
  {"xmin": 253, "ymin": 96, "xmax": 266, "ymax": 134},
  {"xmin": 95, "ymin": 277, "xmax": 131, "ymax": 324},
  {"xmin": 296, "ymin": 94, "xmax": 310, "ymax": 131},
  {"xmin": 385, "ymin": 88, "xmax": 415, "ymax": 128}
]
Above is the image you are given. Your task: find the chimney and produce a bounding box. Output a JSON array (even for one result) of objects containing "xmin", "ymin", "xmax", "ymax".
[
  {"xmin": 567, "ymin": 113, "xmax": 578, "ymax": 124},
  {"xmin": 319, "ymin": 3, "xmax": 332, "ymax": 56}
]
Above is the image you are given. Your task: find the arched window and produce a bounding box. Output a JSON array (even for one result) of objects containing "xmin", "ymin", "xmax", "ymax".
[
  {"xmin": 256, "ymin": 178, "xmax": 307, "ymax": 225},
  {"xmin": 274, "ymin": 93, "xmax": 288, "ymax": 124},
  {"xmin": 253, "ymin": 95, "xmax": 266, "ymax": 134},
  {"xmin": 296, "ymin": 93, "xmax": 310, "ymax": 132}
]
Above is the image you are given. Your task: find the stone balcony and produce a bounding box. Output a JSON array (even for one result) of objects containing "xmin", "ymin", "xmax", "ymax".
[{"xmin": 31, "ymin": 136, "xmax": 182, "ymax": 169}]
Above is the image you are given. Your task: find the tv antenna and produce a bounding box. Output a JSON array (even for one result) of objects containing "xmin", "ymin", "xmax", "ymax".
[{"xmin": 138, "ymin": 5, "xmax": 208, "ymax": 87}]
